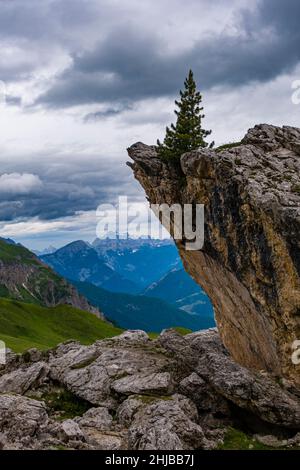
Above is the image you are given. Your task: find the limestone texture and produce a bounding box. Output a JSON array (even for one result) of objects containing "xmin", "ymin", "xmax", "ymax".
[{"xmin": 128, "ymin": 124, "xmax": 300, "ymax": 385}]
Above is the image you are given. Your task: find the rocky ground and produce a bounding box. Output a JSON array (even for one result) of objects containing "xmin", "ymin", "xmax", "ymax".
[
  {"xmin": 128, "ymin": 124, "xmax": 300, "ymax": 384},
  {"xmin": 0, "ymin": 329, "xmax": 299, "ymax": 450}
]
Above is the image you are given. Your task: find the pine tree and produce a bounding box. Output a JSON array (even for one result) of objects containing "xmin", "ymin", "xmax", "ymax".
[{"xmin": 157, "ymin": 70, "xmax": 213, "ymax": 160}]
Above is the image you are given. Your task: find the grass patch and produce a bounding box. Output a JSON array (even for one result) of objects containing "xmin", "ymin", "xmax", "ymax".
[
  {"xmin": 0, "ymin": 284, "xmax": 10, "ymax": 297},
  {"xmin": 216, "ymin": 142, "xmax": 242, "ymax": 152},
  {"xmin": 0, "ymin": 239, "xmax": 40, "ymax": 265},
  {"xmin": 291, "ymin": 184, "xmax": 300, "ymax": 194},
  {"xmin": 41, "ymin": 389, "xmax": 91, "ymax": 420},
  {"xmin": 0, "ymin": 298, "xmax": 122, "ymax": 353},
  {"xmin": 136, "ymin": 394, "xmax": 172, "ymax": 404},
  {"xmin": 51, "ymin": 445, "xmax": 69, "ymax": 451},
  {"xmin": 148, "ymin": 332, "xmax": 159, "ymax": 340},
  {"xmin": 173, "ymin": 327, "xmax": 192, "ymax": 336},
  {"xmin": 218, "ymin": 427, "xmax": 300, "ymax": 450}
]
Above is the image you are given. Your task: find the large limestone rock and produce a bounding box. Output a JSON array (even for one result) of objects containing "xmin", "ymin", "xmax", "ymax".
[
  {"xmin": 128, "ymin": 124, "xmax": 300, "ymax": 385},
  {"xmin": 0, "ymin": 394, "xmax": 48, "ymax": 441},
  {"xmin": 159, "ymin": 329, "xmax": 300, "ymax": 428},
  {"xmin": 0, "ymin": 361, "xmax": 49, "ymax": 394},
  {"xmin": 48, "ymin": 336, "xmax": 175, "ymax": 408},
  {"xmin": 0, "ymin": 330, "xmax": 299, "ymax": 449},
  {"xmin": 111, "ymin": 372, "xmax": 173, "ymax": 396},
  {"xmin": 126, "ymin": 394, "xmax": 207, "ymax": 450}
]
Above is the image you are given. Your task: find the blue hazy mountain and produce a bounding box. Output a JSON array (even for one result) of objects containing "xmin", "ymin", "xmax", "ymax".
[
  {"xmin": 92, "ymin": 237, "xmax": 181, "ymax": 288},
  {"xmin": 42, "ymin": 238, "xmax": 181, "ymax": 293},
  {"xmin": 41, "ymin": 237, "xmax": 215, "ymax": 331},
  {"xmin": 33, "ymin": 245, "xmax": 57, "ymax": 256},
  {"xmin": 72, "ymin": 280, "xmax": 214, "ymax": 332},
  {"xmin": 144, "ymin": 268, "xmax": 214, "ymax": 324},
  {"xmin": 41, "ymin": 240, "xmax": 140, "ymax": 294}
]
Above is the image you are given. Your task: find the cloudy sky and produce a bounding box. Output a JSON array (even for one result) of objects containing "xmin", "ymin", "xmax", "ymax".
[{"xmin": 0, "ymin": 0, "xmax": 300, "ymax": 249}]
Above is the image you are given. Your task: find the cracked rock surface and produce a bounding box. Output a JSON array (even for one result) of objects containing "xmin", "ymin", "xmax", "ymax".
[
  {"xmin": 128, "ymin": 124, "xmax": 300, "ymax": 385},
  {"xmin": 0, "ymin": 329, "xmax": 299, "ymax": 450}
]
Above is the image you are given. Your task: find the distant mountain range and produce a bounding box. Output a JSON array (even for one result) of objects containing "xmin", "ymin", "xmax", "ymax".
[
  {"xmin": 0, "ymin": 236, "xmax": 215, "ymax": 344},
  {"xmin": 33, "ymin": 245, "xmax": 57, "ymax": 256},
  {"xmin": 41, "ymin": 238, "xmax": 181, "ymax": 294},
  {"xmin": 144, "ymin": 268, "xmax": 213, "ymax": 320},
  {"xmin": 0, "ymin": 237, "xmax": 123, "ymax": 352},
  {"xmin": 41, "ymin": 240, "xmax": 141, "ymax": 294},
  {"xmin": 41, "ymin": 237, "xmax": 215, "ymax": 331}
]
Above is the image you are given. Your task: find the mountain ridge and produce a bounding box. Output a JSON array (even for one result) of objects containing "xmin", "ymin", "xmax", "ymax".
[
  {"xmin": 0, "ymin": 238, "xmax": 99, "ymax": 315},
  {"xmin": 72, "ymin": 279, "xmax": 214, "ymax": 332},
  {"xmin": 41, "ymin": 240, "xmax": 141, "ymax": 294}
]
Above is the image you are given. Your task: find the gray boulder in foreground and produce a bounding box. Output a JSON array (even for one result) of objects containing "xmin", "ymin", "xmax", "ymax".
[{"xmin": 0, "ymin": 328, "xmax": 299, "ymax": 450}]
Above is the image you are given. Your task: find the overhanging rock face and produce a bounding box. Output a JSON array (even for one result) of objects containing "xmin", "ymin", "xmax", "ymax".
[{"xmin": 127, "ymin": 124, "xmax": 300, "ymax": 385}]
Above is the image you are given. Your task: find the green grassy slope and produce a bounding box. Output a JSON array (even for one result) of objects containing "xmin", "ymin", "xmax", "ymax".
[
  {"xmin": 0, "ymin": 298, "xmax": 122, "ymax": 352},
  {"xmin": 0, "ymin": 239, "xmax": 93, "ymax": 311},
  {"xmin": 0, "ymin": 239, "xmax": 39, "ymax": 265}
]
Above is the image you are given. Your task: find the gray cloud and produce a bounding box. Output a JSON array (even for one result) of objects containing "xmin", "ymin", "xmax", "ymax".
[
  {"xmin": 0, "ymin": 0, "xmax": 100, "ymax": 43},
  {"xmin": 35, "ymin": 0, "xmax": 300, "ymax": 109},
  {"xmin": 0, "ymin": 0, "xmax": 105, "ymax": 83},
  {"xmin": 0, "ymin": 152, "xmax": 143, "ymax": 222},
  {"xmin": 1, "ymin": 0, "xmax": 299, "ymax": 107},
  {"xmin": 1, "ymin": 0, "xmax": 299, "ymax": 245},
  {"xmin": 84, "ymin": 104, "xmax": 133, "ymax": 122}
]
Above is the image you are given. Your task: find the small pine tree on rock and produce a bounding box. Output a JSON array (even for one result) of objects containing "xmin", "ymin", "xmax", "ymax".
[{"xmin": 157, "ymin": 70, "xmax": 213, "ymax": 160}]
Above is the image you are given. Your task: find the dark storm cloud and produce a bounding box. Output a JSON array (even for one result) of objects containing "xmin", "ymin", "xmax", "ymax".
[
  {"xmin": 84, "ymin": 104, "xmax": 133, "ymax": 122},
  {"xmin": 0, "ymin": 0, "xmax": 98, "ymax": 42},
  {"xmin": 6, "ymin": 95, "xmax": 22, "ymax": 106},
  {"xmin": 35, "ymin": 0, "xmax": 300, "ymax": 108},
  {"xmin": 1, "ymin": 0, "xmax": 300, "ymax": 228},
  {"xmin": 0, "ymin": 0, "xmax": 102, "ymax": 81},
  {"xmin": 0, "ymin": 154, "xmax": 142, "ymax": 222},
  {"xmin": 1, "ymin": 0, "xmax": 299, "ymax": 106}
]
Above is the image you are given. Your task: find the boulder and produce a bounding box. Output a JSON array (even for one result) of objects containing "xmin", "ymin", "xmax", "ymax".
[
  {"xmin": 111, "ymin": 330, "xmax": 150, "ymax": 344},
  {"xmin": 160, "ymin": 329, "xmax": 300, "ymax": 428},
  {"xmin": 59, "ymin": 419, "xmax": 85, "ymax": 442},
  {"xmin": 49, "ymin": 340, "xmax": 174, "ymax": 408},
  {"xmin": 128, "ymin": 394, "xmax": 207, "ymax": 450},
  {"xmin": 75, "ymin": 407, "xmax": 113, "ymax": 431},
  {"xmin": 111, "ymin": 372, "xmax": 173, "ymax": 396},
  {"xmin": 0, "ymin": 361, "xmax": 49, "ymax": 394},
  {"xmin": 128, "ymin": 124, "xmax": 300, "ymax": 384},
  {"xmin": 0, "ymin": 394, "xmax": 48, "ymax": 441}
]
